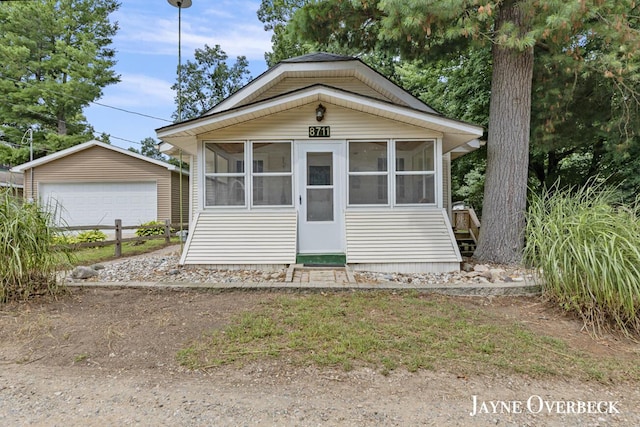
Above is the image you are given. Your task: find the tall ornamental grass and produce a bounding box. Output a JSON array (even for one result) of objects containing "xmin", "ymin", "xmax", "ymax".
[
  {"xmin": 524, "ymin": 183, "xmax": 640, "ymax": 337},
  {"xmin": 0, "ymin": 189, "xmax": 68, "ymax": 302}
]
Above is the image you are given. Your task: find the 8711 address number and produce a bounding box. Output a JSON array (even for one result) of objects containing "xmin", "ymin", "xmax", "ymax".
[{"xmin": 309, "ymin": 126, "xmax": 330, "ymax": 137}]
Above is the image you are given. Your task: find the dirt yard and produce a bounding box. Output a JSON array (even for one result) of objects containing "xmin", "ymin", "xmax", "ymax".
[{"xmin": 1, "ymin": 286, "xmax": 639, "ymax": 426}]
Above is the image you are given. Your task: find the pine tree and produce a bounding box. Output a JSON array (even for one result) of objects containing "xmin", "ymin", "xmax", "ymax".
[
  {"xmin": 281, "ymin": 0, "xmax": 640, "ymax": 263},
  {"xmin": 0, "ymin": 0, "xmax": 119, "ymax": 165}
]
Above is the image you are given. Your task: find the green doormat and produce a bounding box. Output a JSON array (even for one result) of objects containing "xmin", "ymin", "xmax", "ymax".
[{"xmin": 296, "ymin": 253, "xmax": 347, "ymax": 266}]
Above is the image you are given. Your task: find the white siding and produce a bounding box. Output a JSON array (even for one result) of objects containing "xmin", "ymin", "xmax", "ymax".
[
  {"xmin": 181, "ymin": 210, "xmax": 297, "ymax": 266},
  {"xmin": 190, "ymin": 154, "xmax": 199, "ymax": 221},
  {"xmin": 345, "ymin": 209, "xmax": 461, "ymax": 272},
  {"xmin": 199, "ymin": 103, "xmax": 442, "ymax": 141}
]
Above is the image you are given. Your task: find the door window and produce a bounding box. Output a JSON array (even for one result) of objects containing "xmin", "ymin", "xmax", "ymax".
[{"xmin": 306, "ymin": 152, "xmax": 333, "ymax": 221}]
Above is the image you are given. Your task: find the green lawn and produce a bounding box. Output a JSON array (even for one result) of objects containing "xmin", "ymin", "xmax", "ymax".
[
  {"xmin": 59, "ymin": 237, "xmax": 181, "ymax": 267},
  {"xmin": 177, "ymin": 292, "xmax": 639, "ymax": 381}
]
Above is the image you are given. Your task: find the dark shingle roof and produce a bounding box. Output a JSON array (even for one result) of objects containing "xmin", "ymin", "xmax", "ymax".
[{"xmin": 280, "ymin": 52, "xmax": 356, "ymax": 63}]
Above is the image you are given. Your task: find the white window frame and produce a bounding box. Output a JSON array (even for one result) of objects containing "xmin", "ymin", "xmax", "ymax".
[
  {"xmin": 346, "ymin": 139, "xmax": 391, "ymax": 207},
  {"xmin": 203, "ymin": 141, "xmax": 247, "ymax": 209},
  {"xmin": 346, "ymin": 138, "xmax": 440, "ymax": 209},
  {"xmin": 393, "ymin": 139, "xmax": 437, "ymax": 206},
  {"xmin": 250, "ymin": 140, "xmax": 294, "ymax": 208},
  {"xmin": 201, "ymin": 140, "xmax": 294, "ymax": 210}
]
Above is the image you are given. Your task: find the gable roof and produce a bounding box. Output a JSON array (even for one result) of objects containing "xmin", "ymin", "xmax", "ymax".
[
  {"xmin": 207, "ymin": 52, "xmax": 437, "ymax": 116},
  {"xmin": 281, "ymin": 52, "xmax": 355, "ymax": 63},
  {"xmin": 10, "ymin": 140, "xmax": 180, "ymax": 173},
  {"xmin": 157, "ymin": 52, "xmax": 483, "ymax": 156},
  {"xmin": 157, "ymin": 84, "xmax": 483, "ymax": 154}
]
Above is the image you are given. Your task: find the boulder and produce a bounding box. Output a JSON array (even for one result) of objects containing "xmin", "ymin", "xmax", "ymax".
[
  {"xmin": 461, "ymin": 262, "xmax": 474, "ymax": 272},
  {"xmin": 71, "ymin": 266, "xmax": 98, "ymax": 280},
  {"xmin": 473, "ymin": 264, "xmax": 490, "ymax": 273}
]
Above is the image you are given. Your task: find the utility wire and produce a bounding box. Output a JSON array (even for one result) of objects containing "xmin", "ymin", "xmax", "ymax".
[
  {"xmin": 0, "ymin": 75, "xmax": 174, "ymax": 123},
  {"xmin": 0, "ymin": 102, "xmax": 145, "ymax": 149}
]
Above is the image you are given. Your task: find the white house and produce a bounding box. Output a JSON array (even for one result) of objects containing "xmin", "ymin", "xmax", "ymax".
[{"xmin": 156, "ymin": 53, "xmax": 483, "ymax": 273}]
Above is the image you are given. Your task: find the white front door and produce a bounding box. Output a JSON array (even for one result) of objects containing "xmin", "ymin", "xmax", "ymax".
[{"xmin": 296, "ymin": 142, "xmax": 345, "ymax": 254}]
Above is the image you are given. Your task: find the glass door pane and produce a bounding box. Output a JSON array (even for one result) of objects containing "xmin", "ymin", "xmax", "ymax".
[{"xmin": 306, "ymin": 152, "xmax": 333, "ymax": 222}]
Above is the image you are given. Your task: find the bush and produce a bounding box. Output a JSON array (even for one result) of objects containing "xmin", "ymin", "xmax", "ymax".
[
  {"xmin": 0, "ymin": 189, "xmax": 70, "ymax": 302},
  {"xmin": 76, "ymin": 229, "xmax": 107, "ymax": 243},
  {"xmin": 135, "ymin": 220, "xmax": 170, "ymax": 237},
  {"xmin": 53, "ymin": 234, "xmax": 78, "ymax": 245},
  {"xmin": 524, "ymin": 182, "xmax": 640, "ymax": 337},
  {"xmin": 53, "ymin": 229, "xmax": 107, "ymax": 245}
]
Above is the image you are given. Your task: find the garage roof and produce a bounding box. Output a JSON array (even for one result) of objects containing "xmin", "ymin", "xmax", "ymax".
[{"xmin": 11, "ymin": 140, "xmax": 180, "ymax": 173}]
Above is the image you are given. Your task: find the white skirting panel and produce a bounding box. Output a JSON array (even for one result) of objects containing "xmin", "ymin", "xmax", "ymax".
[
  {"xmin": 184, "ymin": 264, "xmax": 287, "ymax": 272},
  {"xmin": 349, "ymin": 262, "xmax": 460, "ymax": 274},
  {"xmin": 180, "ymin": 210, "xmax": 297, "ymax": 266},
  {"xmin": 345, "ymin": 208, "xmax": 462, "ymax": 273}
]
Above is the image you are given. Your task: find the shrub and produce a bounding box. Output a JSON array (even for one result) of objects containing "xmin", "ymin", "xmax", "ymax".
[
  {"xmin": 524, "ymin": 182, "xmax": 640, "ymax": 337},
  {"xmin": 76, "ymin": 229, "xmax": 107, "ymax": 243},
  {"xmin": 53, "ymin": 234, "xmax": 78, "ymax": 245},
  {"xmin": 135, "ymin": 220, "xmax": 170, "ymax": 237},
  {"xmin": 0, "ymin": 189, "xmax": 70, "ymax": 302}
]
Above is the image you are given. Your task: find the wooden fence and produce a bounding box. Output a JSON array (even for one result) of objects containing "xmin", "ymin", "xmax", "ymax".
[{"xmin": 54, "ymin": 219, "xmax": 188, "ymax": 257}]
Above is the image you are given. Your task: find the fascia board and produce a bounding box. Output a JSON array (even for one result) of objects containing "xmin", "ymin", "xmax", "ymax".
[{"xmin": 11, "ymin": 140, "xmax": 177, "ymax": 172}]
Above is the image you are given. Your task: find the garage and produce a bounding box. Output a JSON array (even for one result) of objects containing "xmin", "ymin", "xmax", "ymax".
[
  {"xmin": 40, "ymin": 181, "xmax": 157, "ymax": 227},
  {"xmin": 11, "ymin": 140, "xmax": 188, "ymax": 228}
]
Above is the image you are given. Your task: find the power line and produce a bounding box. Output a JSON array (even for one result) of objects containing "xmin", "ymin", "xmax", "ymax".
[
  {"xmin": 0, "ymin": 75, "xmax": 174, "ymax": 123},
  {"xmin": 1, "ymin": 97, "xmax": 154, "ymax": 148}
]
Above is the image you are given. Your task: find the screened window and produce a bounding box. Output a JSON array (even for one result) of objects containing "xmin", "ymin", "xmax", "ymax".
[
  {"xmin": 204, "ymin": 142, "xmax": 245, "ymax": 206},
  {"xmin": 395, "ymin": 140, "xmax": 436, "ymax": 204},
  {"xmin": 348, "ymin": 141, "xmax": 388, "ymax": 205},
  {"xmin": 252, "ymin": 142, "xmax": 292, "ymax": 206}
]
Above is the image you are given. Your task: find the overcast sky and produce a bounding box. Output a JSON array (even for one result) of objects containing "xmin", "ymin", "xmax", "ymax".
[{"xmin": 83, "ymin": 0, "xmax": 273, "ymax": 150}]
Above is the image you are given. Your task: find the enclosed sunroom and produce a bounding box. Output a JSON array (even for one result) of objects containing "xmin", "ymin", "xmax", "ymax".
[{"xmin": 157, "ymin": 53, "xmax": 483, "ymax": 273}]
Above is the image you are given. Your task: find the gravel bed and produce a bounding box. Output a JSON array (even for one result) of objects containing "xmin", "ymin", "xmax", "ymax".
[{"xmin": 70, "ymin": 253, "xmax": 535, "ymax": 285}]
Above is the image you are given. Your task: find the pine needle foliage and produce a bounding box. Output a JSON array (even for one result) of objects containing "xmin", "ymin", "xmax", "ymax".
[
  {"xmin": 0, "ymin": 189, "xmax": 69, "ymax": 302},
  {"xmin": 524, "ymin": 182, "xmax": 640, "ymax": 337}
]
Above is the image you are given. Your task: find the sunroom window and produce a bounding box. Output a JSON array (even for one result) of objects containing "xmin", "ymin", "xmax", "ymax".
[
  {"xmin": 348, "ymin": 141, "xmax": 388, "ymax": 205},
  {"xmin": 252, "ymin": 142, "xmax": 292, "ymax": 206},
  {"xmin": 395, "ymin": 140, "xmax": 436, "ymax": 204},
  {"xmin": 204, "ymin": 142, "xmax": 245, "ymax": 206}
]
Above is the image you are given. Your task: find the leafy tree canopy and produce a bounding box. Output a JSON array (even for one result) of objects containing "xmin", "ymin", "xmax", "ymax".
[
  {"xmin": 172, "ymin": 44, "xmax": 252, "ymax": 121},
  {"xmin": 0, "ymin": 0, "xmax": 120, "ymax": 166},
  {"xmin": 128, "ymin": 137, "xmax": 189, "ymax": 170}
]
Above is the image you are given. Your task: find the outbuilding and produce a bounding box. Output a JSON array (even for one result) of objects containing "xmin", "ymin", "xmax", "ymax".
[
  {"xmin": 157, "ymin": 53, "xmax": 483, "ymax": 273},
  {"xmin": 11, "ymin": 140, "xmax": 188, "ymax": 228}
]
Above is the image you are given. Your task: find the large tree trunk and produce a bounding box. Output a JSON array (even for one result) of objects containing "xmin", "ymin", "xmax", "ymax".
[{"xmin": 474, "ymin": 1, "xmax": 533, "ymax": 264}]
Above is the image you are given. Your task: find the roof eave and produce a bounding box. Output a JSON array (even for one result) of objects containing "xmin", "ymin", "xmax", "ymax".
[
  {"xmin": 157, "ymin": 85, "xmax": 483, "ymax": 151},
  {"xmin": 10, "ymin": 140, "xmax": 178, "ymax": 172}
]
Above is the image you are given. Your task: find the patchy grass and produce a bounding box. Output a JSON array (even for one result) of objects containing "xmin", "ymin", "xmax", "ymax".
[
  {"xmin": 59, "ymin": 237, "xmax": 181, "ymax": 267},
  {"xmin": 177, "ymin": 292, "xmax": 640, "ymax": 381}
]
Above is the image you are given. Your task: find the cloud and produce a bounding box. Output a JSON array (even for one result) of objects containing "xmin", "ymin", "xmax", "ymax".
[
  {"xmin": 114, "ymin": 1, "xmax": 272, "ymax": 61},
  {"xmin": 99, "ymin": 74, "xmax": 175, "ymax": 110}
]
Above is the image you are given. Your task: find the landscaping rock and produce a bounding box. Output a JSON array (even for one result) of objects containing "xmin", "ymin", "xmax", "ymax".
[
  {"xmin": 71, "ymin": 266, "xmax": 98, "ymax": 279},
  {"xmin": 85, "ymin": 249, "xmax": 536, "ymax": 286}
]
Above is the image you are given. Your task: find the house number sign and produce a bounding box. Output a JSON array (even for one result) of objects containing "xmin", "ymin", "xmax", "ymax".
[{"xmin": 308, "ymin": 126, "xmax": 330, "ymax": 137}]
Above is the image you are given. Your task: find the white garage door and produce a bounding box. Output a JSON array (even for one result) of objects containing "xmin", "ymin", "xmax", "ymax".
[{"xmin": 40, "ymin": 182, "xmax": 157, "ymax": 227}]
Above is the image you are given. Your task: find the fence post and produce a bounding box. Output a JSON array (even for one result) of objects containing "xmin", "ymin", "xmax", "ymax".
[
  {"xmin": 164, "ymin": 219, "xmax": 171, "ymax": 244},
  {"xmin": 115, "ymin": 219, "xmax": 122, "ymax": 257}
]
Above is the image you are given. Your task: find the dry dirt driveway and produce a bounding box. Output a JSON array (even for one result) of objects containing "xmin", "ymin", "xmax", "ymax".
[{"xmin": 1, "ymin": 287, "xmax": 639, "ymax": 426}]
